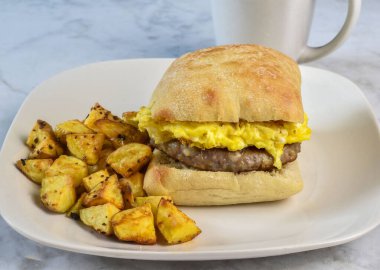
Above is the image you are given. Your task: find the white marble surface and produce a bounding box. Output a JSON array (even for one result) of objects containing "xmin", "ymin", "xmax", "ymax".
[{"xmin": 1, "ymin": 0, "xmax": 380, "ymax": 269}]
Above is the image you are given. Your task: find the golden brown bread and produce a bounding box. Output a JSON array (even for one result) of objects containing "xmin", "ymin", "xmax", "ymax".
[
  {"xmin": 150, "ymin": 44, "xmax": 304, "ymax": 123},
  {"xmin": 143, "ymin": 150, "xmax": 303, "ymax": 206}
]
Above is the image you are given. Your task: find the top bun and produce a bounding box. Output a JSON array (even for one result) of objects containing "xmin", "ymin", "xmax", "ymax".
[{"xmin": 150, "ymin": 44, "xmax": 304, "ymax": 123}]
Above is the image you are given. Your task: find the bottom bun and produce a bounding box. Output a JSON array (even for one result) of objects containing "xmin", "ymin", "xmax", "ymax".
[{"xmin": 143, "ymin": 150, "xmax": 304, "ymax": 206}]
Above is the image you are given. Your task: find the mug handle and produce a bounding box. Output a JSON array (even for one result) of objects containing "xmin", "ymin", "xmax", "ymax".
[{"xmin": 298, "ymin": 0, "xmax": 361, "ymax": 63}]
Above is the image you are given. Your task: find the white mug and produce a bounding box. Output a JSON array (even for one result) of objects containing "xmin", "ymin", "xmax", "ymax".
[{"xmin": 212, "ymin": 0, "xmax": 361, "ymax": 63}]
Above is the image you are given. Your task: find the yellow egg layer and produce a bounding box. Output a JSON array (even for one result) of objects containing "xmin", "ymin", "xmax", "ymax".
[{"xmin": 134, "ymin": 107, "xmax": 311, "ymax": 169}]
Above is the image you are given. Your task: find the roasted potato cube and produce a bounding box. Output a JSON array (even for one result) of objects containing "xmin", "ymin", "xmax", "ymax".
[
  {"xmin": 80, "ymin": 203, "xmax": 120, "ymax": 235},
  {"xmin": 83, "ymin": 174, "xmax": 124, "ymax": 209},
  {"xmin": 66, "ymin": 133, "xmax": 105, "ymax": 165},
  {"xmin": 26, "ymin": 120, "xmax": 63, "ymax": 159},
  {"xmin": 66, "ymin": 192, "xmax": 87, "ymax": 220},
  {"xmin": 40, "ymin": 175, "xmax": 76, "ymax": 213},
  {"xmin": 134, "ymin": 196, "xmax": 173, "ymax": 219},
  {"xmin": 45, "ymin": 155, "xmax": 88, "ymax": 187},
  {"xmin": 94, "ymin": 119, "xmax": 130, "ymax": 139},
  {"xmin": 156, "ymin": 199, "xmax": 201, "ymax": 244},
  {"xmin": 119, "ymin": 172, "xmax": 145, "ymax": 198},
  {"xmin": 95, "ymin": 119, "xmax": 148, "ymax": 148},
  {"xmin": 55, "ymin": 119, "xmax": 94, "ymax": 144},
  {"xmin": 106, "ymin": 143, "xmax": 152, "ymax": 177},
  {"xmin": 99, "ymin": 147, "xmax": 114, "ymax": 164},
  {"xmin": 26, "ymin": 120, "xmax": 55, "ymax": 149},
  {"xmin": 29, "ymin": 137, "xmax": 64, "ymax": 159},
  {"xmin": 82, "ymin": 169, "xmax": 110, "ymax": 192},
  {"xmin": 120, "ymin": 180, "xmax": 134, "ymax": 207},
  {"xmin": 122, "ymin": 111, "xmax": 138, "ymax": 127},
  {"xmin": 87, "ymin": 148, "xmax": 114, "ymax": 174},
  {"xmin": 16, "ymin": 158, "xmax": 53, "ymax": 184},
  {"xmin": 84, "ymin": 103, "xmax": 121, "ymax": 132},
  {"xmin": 111, "ymin": 204, "xmax": 156, "ymax": 244}
]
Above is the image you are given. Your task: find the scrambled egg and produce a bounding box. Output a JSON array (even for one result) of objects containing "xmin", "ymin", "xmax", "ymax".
[{"xmin": 135, "ymin": 107, "xmax": 311, "ymax": 169}]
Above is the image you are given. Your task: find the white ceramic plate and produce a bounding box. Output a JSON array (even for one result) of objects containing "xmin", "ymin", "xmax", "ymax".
[{"xmin": 1, "ymin": 59, "xmax": 380, "ymax": 261}]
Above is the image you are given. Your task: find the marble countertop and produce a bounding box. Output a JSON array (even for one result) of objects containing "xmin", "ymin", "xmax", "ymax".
[{"xmin": 1, "ymin": 0, "xmax": 379, "ymax": 269}]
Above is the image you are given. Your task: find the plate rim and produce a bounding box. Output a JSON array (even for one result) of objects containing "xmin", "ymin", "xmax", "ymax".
[{"xmin": 3, "ymin": 212, "xmax": 380, "ymax": 260}]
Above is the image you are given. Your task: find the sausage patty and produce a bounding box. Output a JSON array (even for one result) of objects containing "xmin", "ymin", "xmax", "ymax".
[{"xmin": 153, "ymin": 140, "xmax": 301, "ymax": 172}]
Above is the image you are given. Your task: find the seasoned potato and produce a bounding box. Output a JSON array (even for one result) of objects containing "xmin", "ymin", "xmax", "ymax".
[
  {"xmin": 83, "ymin": 174, "xmax": 124, "ymax": 209},
  {"xmin": 40, "ymin": 175, "xmax": 76, "ymax": 213},
  {"xmin": 45, "ymin": 155, "xmax": 88, "ymax": 187},
  {"xmin": 111, "ymin": 204, "xmax": 156, "ymax": 244},
  {"xmin": 66, "ymin": 192, "xmax": 87, "ymax": 220},
  {"xmin": 95, "ymin": 119, "xmax": 148, "ymax": 148},
  {"xmin": 156, "ymin": 199, "xmax": 201, "ymax": 244},
  {"xmin": 87, "ymin": 148, "xmax": 114, "ymax": 174},
  {"xmin": 66, "ymin": 133, "xmax": 105, "ymax": 165},
  {"xmin": 134, "ymin": 196, "xmax": 172, "ymax": 219},
  {"xmin": 106, "ymin": 143, "xmax": 152, "ymax": 177},
  {"xmin": 19, "ymin": 104, "xmax": 202, "ymax": 246},
  {"xmin": 84, "ymin": 103, "xmax": 121, "ymax": 132},
  {"xmin": 119, "ymin": 172, "xmax": 145, "ymax": 198},
  {"xmin": 29, "ymin": 136, "xmax": 64, "ymax": 159},
  {"xmin": 80, "ymin": 203, "xmax": 120, "ymax": 235},
  {"xmin": 26, "ymin": 120, "xmax": 64, "ymax": 159},
  {"xmin": 26, "ymin": 120, "xmax": 55, "ymax": 149},
  {"xmin": 16, "ymin": 158, "xmax": 53, "ymax": 184},
  {"xmin": 55, "ymin": 119, "xmax": 94, "ymax": 144},
  {"xmin": 120, "ymin": 180, "xmax": 134, "ymax": 208},
  {"xmin": 82, "ymin": 169, "xmax": 110, "ymax": 192},
  {"xmin": 94, "ymin": 119, "xmax": 130, "ymax": 139},
  {"xmin": 122, "ymin": 111, "xmax": 138, "ymax": 127}
]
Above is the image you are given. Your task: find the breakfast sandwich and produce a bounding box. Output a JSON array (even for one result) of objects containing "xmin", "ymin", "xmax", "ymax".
[{"xmin": 134, "ymin": 44, "xmax": 311, "ymax": 206}]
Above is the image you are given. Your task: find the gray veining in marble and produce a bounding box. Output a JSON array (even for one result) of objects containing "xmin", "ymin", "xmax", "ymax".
[{"xmin": 1, "ymin": 0, "xmax": 380, "ymax": 269}]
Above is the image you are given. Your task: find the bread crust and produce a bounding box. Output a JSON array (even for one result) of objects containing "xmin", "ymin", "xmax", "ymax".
[
  {"xmin": 143, "ymin": 150, "xmax": 303, "ymax": 206},
  {"xmin": 150, "ymin": 44, "xmax": 303, "ymax": 123}
]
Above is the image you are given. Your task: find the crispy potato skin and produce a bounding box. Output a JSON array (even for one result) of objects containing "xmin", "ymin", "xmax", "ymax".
[
  {"xmin": 40, "ymin": 175, "xmax": 76, "ymax": 213},
  {"xmin": 84, "ymin": 103, "xmax": 122, "ymax": 133},
  {"xmin": 29, "ymin": 137, "xmax": 64, "ymax": 159},
  {"xmin": 119, "ymin": 173, "xmax": 146, "ymax": 207},
  {"xmin": 45, "ymin": 155, "xmax": 88, "ymax": 187},
  {"xmin": 106, "ymin": 143, "xmax": 152, "ymax": 177},
  {"xmin": 26, "ymin": 120, "xmax": 64, "ymax": 159},
  {"xmin": 66, "ymin": 133, "xmax": 105, "ymax": 165},
  {"xmin": 80, "ymin": 203, "xmax": 120, "ymax": 235},
  {"xmin": 134, "ymin": 196, "xmax": 173, "ymax": 220},
  {"xmin": 120, "ymin": 180, "xmax": 134, "ymax": 208},
  {"xmin": 95, "ymin": 119, "xmax": 148, "ymax": 148},
  {"xmin": 16, "ymin": 158, "xmax": 53, "ymax": 184},
  {"xmin": 122, "ymin": 111, "xmax": 138, "ymax": 127},
  {"xmin": 111, "ymin": 204, "xmax": 156, "ymax": 244},
  {"xmin": 119, "ymin": 172, "xmax": 145, "ymax": 197},
  {"xmin": 26, "ymin": 120, "xmax": 54, "ymax": 149},
  {"xmin": 156, "ymin": 199, "xmax": 201, "ymax": 244},
  {"xmin": 87, "ymin": 148, "xmax": 114, "ymax": 174},
  {"xmin": 83, "ymin": 174, "xmax": 124, "ymax": 209},
  {"xmin": 82, "ymin": 169, "xmax": 110, "ymax": 192},
  {"xmin": 55, "ymin": 120, "xmax": 94, "ymax": 144}
]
